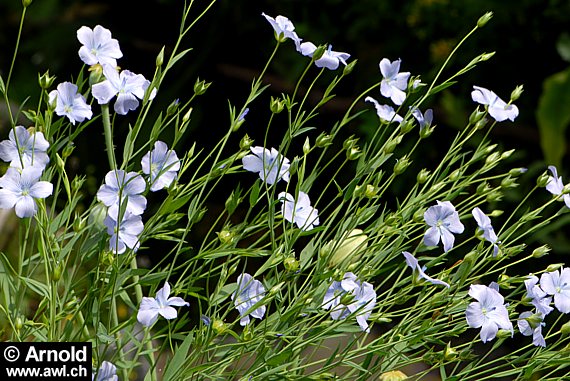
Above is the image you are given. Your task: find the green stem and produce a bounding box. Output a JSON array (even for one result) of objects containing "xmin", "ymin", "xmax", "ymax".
[{"xmin": 101, "ymin": 104, "xmax": 117, "ymax": 170}]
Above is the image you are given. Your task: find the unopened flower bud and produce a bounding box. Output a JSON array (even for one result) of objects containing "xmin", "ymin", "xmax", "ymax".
[
  {"xmin": 326, "ymin": 229, "xmax": 368, "ymax": 267},
  {"xmin": 383, "ymin": 136, "xmax": 403, "ymax": 154},
  {"xmin": 444, "ymin": 343, "xmax": 458, "ymax": 361},
  {"xmin": 212, "ymin": 319, "xmax": 227, "ymax": 335},
  {"xmin": 546, "ymin": 263, "xmax": 563, "ymax": 272},
  {"xmin": 242, "ymin": 325, "xmax": 254, "ymax": 341},
  {"xmin": 269, "ymin": 282, "xmax": 284, "ymax": 296},
  {"xmin": 194, "ymin": 78, "xmax": 211, "ymax": 95},
  {"xmin": 480, "ymin": 52, "xmax": 496, "ymax": 61},
  {"xmin": 379, "ymin": 370, "xmax": 408, "ymax": 381},
  {"xmin": 166, "ymin": 99, "xmax": 180, "ymax": 117},
  {"xmin": 88, "ymin": 64, "xmax": 104, "ymax": 85},
  {"xmin": 485, "ymin": 152, "xmax": 501, "ymax": 167},
  {"xmin": 501, "ymin": 149, "xmax": 515, "ymax": 160},
  {"xmin": 413, "ymin": 208, "xmax": 425, "ymax": 223},
  {"xmin": 509, "ymin": 167, "xmax": 527, "ymax": 177},
  {"xmin": 15, "ymin": 316, "xmax": 24, "ymax": 330},
  {"xmin": 486, "ymin": 189, "xmax": 503, "ymax": 203},
  {"xmin": 38, "ymin": 70, "xmax": 55, "ymax": 90},
  {"xmin": 477, "ymin": 11, "xmax": 493, "ymax": 28},
  {"xmin": 312, "ymin": 45, "xmax": 327, "ymax": 61},
  {"xmin": 182, "ymin": 108, "xmax": 193, "ymax": 124},
  {"xmin": 417, "ymin": 169, "xmax": 430, "ymax": 184},
  {"xmin": 469, "ymin": 107, "xmax": 486, "ymax": 125},
  {"xmin": 52, "ymin": 262, "xmax": 63, "ymax": 282},
  {"xmin": 283, "ymin": 257, "xmax": 299, "ymax": 272},
  {"xmin": 364, "ymin": 184, "xmax": 379, "ymax": 198},
  {"xmin": 474, "ymin": 117, "xmax": 488, "ymax": 130},
  {"xmin": 343, "ymin": 59, "xmax": 357, "ymax": 76},
  {"xmin": 347, "ymin": 146, "xmax": 361, "ymax": 161},
  {"xmin": 240, "ymin": 134, "xmax": 254, "ymax": 150},
  {"xmin": 510, "ymin": 85, "xmax": 524, "ymax": 102},
  {"xmin": 62, "ymin": 144, "xmax": 75, "ymax": 159},
  {"xmin": 343, "ymin": 136, "xmax": 358, "ymax": 150},
  {"xmin": 560, "ymin": 321, "xmax": 570, "ymax": 336},
  {"xmin": 393, "ymin": 157, "xmax": 411, "ymax": 175},
  {"xmin": 303, "ymin": 137, "xmax": 311, "ymax": 155},
  {"xmin": 156, "ymin": 46, "xmax": 165, "ymax": 67},
  {"xmin": 500, "ymin": 176, "xmax": 517, "ymax": 189},
  {"xmin": 22, "ymin": 0, "xmax": 32, "ymax": 8},
  {"xmin": 498, "ymin": 274, "xmax": 511, "ymax": 288},
  {"xmin": 73, "ymin": 213, "xmax": 86, "ymax": 232},
  {"xmin": 536, "ymin": 172, "xmax": 550, "ymax": 187},
  {"xmin": 496, "ymin": 328, "xmax": 512, "ymax": 339},
  {"xmin": 217, "ymin": 230, "xmax": 234, "ymax": 245},
  {"xmin": 532, "ymin": 245, "xmax": 551, "ymax": 258},
  {"xmin": 400, "ymin": 119, "xmax": 414, "ymax": 134},
  {"xmin": 477, "ymin": 182, "xmax": 491, "ymax": 196},
  {"xmin": 449, "ymin": 169, "xmax": 461, "ymax": 182},
  {"xmin": 316, "ymin": 132, "xmax": 333, "ymax": 147},
  {"xmin": 489, "ymin": 210, "xmax": 503, "ymax": 217},
  {"xmin": 270, "ymin": 96, "xmax": 285, "ymax": 114}
]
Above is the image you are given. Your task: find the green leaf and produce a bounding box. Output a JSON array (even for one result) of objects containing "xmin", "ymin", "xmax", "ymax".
[
  {"xmin": 0, "ymin": 75, "xmax": 5, "ymax": 94},
  {"xmin": 210, "ymin": 283, "xmax": 237, "ymax": 306},
  {"xmin": 162, "ymin": 332, "xmax": 194, "ymax": 381},
  {"xmin": 19, "ymin": 276, "xmax": 49, "ymax": 298},
  {"xmin": 249, "ymin": 179, "xmax": 260, "ymax": 207},
  {"xmin": 166, "ymin": 48, "xmax": 193, "ymax": 70},
  {"xmin": 537, "ymin": 67, "xmax": 570, "ymax": 167}
]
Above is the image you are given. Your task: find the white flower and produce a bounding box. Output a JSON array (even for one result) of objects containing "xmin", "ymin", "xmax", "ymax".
[
  {"xmin": 137, "ymin": 282, "xmax": 189, "ymax": 327},
  {"xmin": 77, "ymin": 25, "xmax": 122, "ymax": 67},
  {"xmin": 423, "ymin": 200, "xmax": 465, "ymax": 252},
  {"xmin": 472, "ymin": 207, "xmax": 500, "ymax": 256},
  {"xmin": 49, "ymin": 82, "xmax": 93, "ymax": 125},
  {"xmin": 278, "ymin": 191, "xmax": 319, "ymax": 231},
  {"xmin": 0, "ymin": 126, "xmax": 50, "ymax": 169},
  {"xmin": 471, "ymin": 86, "xmax": 519, "ymax": 122},
  {"xmin": 261, "ymin": 13, "xmax": 301, "ymax": 48},
  {"xmin": 300, "ymin": 42, "xmax": 350, "ymax": 70},
  {"xmin": 231, "ymin": 273, "xmax": 266, "ymax": 326},
  {"xmin": 402, "ymin": 251, "xmax": 450, "ymax": 288},
  {"xmin": 365, "ymin": 96, "xmax": 403, "ymax": 124},
  {"xmin": 96, "ymin": 169, "xmax": 147, "ymax": 217},
  {"xmin": 540, "ymin": 268, "xmax": 570, "ymax": 314},
  {"xmin": 379, "ymin": 58, "xmax": 410, "ymax": 106},
  {"xmin": 104, "ymin": 209, "xmax": 144, "ymax": 254},
  {"xmin": 92, "ymin": 65, "xmax": 152, "ymax": 115},
  {"xmin": 545, "ymin": 165, "xmax": 570, "ymax": 208},
  {"xmin": 411, "ymin": 107, "xmax": 433, "ymax": 131},
  {"xmin": 517, "ymin": 311, "xmax": 546, "ymax": 347},
  {"xmin": 323, "ymin": 272, "xmax": 376, "ymax": 332},
  {"xmin": 141, "ymin": 141, "xmax": 180, "ymax": 191},
  {"xmin": 92, "ymin": 360, "xmax": 118, "ymax": 381},
  {"xmin": 465, "ymin": 283, "xmax": 513, "ymax": 343},
  {"xmin": 242, "ymin": 146, "xmax": 290, "ymax": 185},
  {"xmin": 524, "ymin": 275, "xmax": 554, "ymax": 316},
  {"xmin": 0, "ymin": 166, "xmax": 53, "ymax": 218}
]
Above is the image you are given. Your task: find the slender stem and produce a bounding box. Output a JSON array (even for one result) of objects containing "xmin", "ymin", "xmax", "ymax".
[{"xmin": 101, "ymin": 104, "xmax": 117, "ymax": 170}]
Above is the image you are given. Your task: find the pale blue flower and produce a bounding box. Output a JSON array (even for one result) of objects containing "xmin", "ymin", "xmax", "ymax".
[
  {"xmin": 141, "ymin": 141, "xmax": 180, "ymax": 192},
  {"xmin": 540, "ymin": 268, "xmax": 570, "ymax": 314},
  {"xmin": 0, "ymin": 126, "xmax": 50, "ymax": 169},
  {"xmin": 278, "ymin": 191, "xmax": 319, "ymax": 231},
  {"xmin": 517, "ymin": 311, "xmax": 546, "ymax": 347},
  {"xmin": 238, "ymin": 108, "xmax": 249, "ymax": 121},
  {"xmin": 92, "ymin": 65, "xmax": 152, "ymax": 115},
  {"xmin": 402, "ymin": 251, "xmax": 450, "ymax": 288},
  {"xmin": 423, "ymin": 201, "xmax": 464, "ymax": 252},
  {"xmin": 465, "ymin": 283, "xmax": 513, "ymax": 343},
  {"xmin": 323, "ymin": 272, "xmax": 376, "ymax": 332},
  {"xmin": 524, "ymin": 275, "xmax": 554, "ymax": 316},
  {"xmin": 97, "ymin": 169, "xmax": 147, "ymax": 216},
  {"xmin": 261, "ymin": 13, "xmax": 301, "ymax": 48},
  {"xmin": 379, "ymin": 58, "xmax": 410, "ymax": 106},
  {"xmin": 365, "ymin": 96, "xmax": 403, "ymax": 124},
  {"xmin": 472, "ymin": 207, "xmax": 500, "ymax": 256},
  {"xmin": 242, "ymin": 146, "xmax": 290, "ymax": 185},
  {"xmin": 231, "ymin": 273, "xmax": 266, "ymax": 326},
  {"xmin": 471, "ymin": 86, "xmax": 519, "ymax": 122},
  {"xmin": 411, "ymin": 107, "xmax": 433, "ymax": 131},
  {"xmin": 77, "ymin": 25, "xmax": 122, "ymax": 67},
  {"xmin": 92, "ymin": 360, "xmax": 117, "ymax": 381},
  {"xmin": 137, "ymin": 282, "xmax": 189, "ymax": 327},
  {"xmin": 49, "ymin": 82, "xmax": 93, "ymax": 125},
  {"xmin": 545, "ymin": 165, "xmax": 570, "ymax": 208},
  {"xmin": 300, "ymin": 42, "xmax": 350, "ymax": 70},
  {"xmin": 104, "ymin": 209, "xmax": 144, "ymax": 254},
  {"xmin": 0, "ymin": 166, "xmax": 53, "ymax": 218}
]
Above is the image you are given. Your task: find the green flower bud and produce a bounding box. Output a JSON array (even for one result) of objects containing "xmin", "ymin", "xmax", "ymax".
[
  {"xmin": 383, "ymin": 135, "xmax": 403, "ymax": 154},
  {"xmin": 474, "ymin": 117, "xmax": 488, "ymax": 130},
  {"xmin": 38, "ymin": 70, "xmax": 55, "ymax": 90},
  {"xmin": 498, "ymin": 274, "xmax": 511, "ymax": 288},
  {"xmin": 311, "ymin": 45, "xmax": 327, "ymax": 61},
  {"xmin": 476, "ymin": 182, "xmax": 491, "ymax": 195},
  {"xmin": 496, "ymin": 328, "xmax": 512, "ymax": 339},
  {"xmin": 484, "ymin": 152, "xmax": 501, "ymax": 167},
  {"xmin": 316, "ymin": 132, "xmax": 333, "ymax": 147},
  {"xmin": 270, "ymin": 282, "xmax": 284, "ymax": 296},
  {"xmin": 325, "ymin": 229, "xmax": 368, "ymax": 267},
  {"xmin": 477, "ymin": 11, "xmax": 493, "ymax": 28},
  {"xmin": 217, "ymin": 230, "xmax": 234, "ymax": 245},
  {"xmin": 469, "ymin": 107, "xmax": 486, "ymax": 125},
  {"xmin": 303, "ymin": 137, "xmax": 311, "ymax": 155},
  {"xmin": 449, "ymin": 169, "xmax": 461, "ymax": 182},
  {"xmin": 480, "ymin": 52, "xmax": 496, "ymax": 61},
  {"xmin": 393, "ymin": 157, "xmax": 411, "ymax": 175},
  {"xmin": 500, "ymin": 176, "xmax": 517, "ymax": 189},
  {"xmin": 194, "ymin": 78, "xmax": 211, "ymax": 95},
  {"xmin": 73, "ymin": 213, "xmax": 86, "ymax": 233},
  {"xmin": 182, "ymin": 108, "xmax": 193, "ymax": 124},
  {"xmin": 489, "ymin": 210, "xmax": 503, "ymax": 217},
  {"xmin": 88, "ymin": 203, "xmax": 108, "ymax": 231},
  {"xmin": 22, "ymin": 0, "xmax": 33, "ymax": 8},
  {"xmin": 509, "ymin": 167, "xmax": 527, "ymax": 177},
  {"xmin": 241, "ymin": 325, "xmax": 254, "ymax": 341},
  {"xmin": 532, "ymin": 245, "xmax": 551, "ymax": 258},
  {"xmin": 166, "ymin": 99, "xmax": 180, "ymax": 117},
  {"xmin": 156, "ymin": 46, "xmax": 165, "ymax": 67},
  {"xmin": 347, "ymin": 146, "xmax": 362, "ymax": 161},
  {"xmin": 417, "ymin": 168, "xmax": 430, "ymax": 184},
  {"xmin": 419, "ymin": 125, "xmax": 434, "ymax": 139},
  {"xmin": 485, "ymin": 189, "xmax": 503, "ymax": 203},
  {"xmin": 379, "ymin": 370, "xmax": 408, "ymax": 381},
  {"xmin": 501, "ymin": 149, "xmax": 515, "ymax": 160},
  {"xmin": 343, "ymin": 59, "xmax": 357, "ymax": 76},
  {"xmin": 62, "ymin": 144, "xmax": 75, "ymax": 159},
  {"xmin": 413, "ymin": 208, "xmax": 425, "ymax": 223},
  {"xmin": 364, "ymin": 184, "xmax": 379, "ymax": 198},
  {"xmin": 400, "ymin": 119, "xmax": 414, "ymax": 134},
  {"xmin": 283, "ymin": 257, "xmax": 299, "ymax": 272},
  {"xmin": 88, "ymin": 64, "xmax": 104, "ymax": 85},
  {"xmin": 212, "ymin": 319, "xmax": 227, "ymax": 335},
  {"xmin": 510, "ymin": 85, "xmax": 524, "ymax": 102},
  {"xmin": 52, "ymin": 262, "xmax": 63, "ymax": 282},
  {"xmin": 15, "ymin": 316, "xmax": 24, "ymax": 331},
  {"xmin": 546, "ymin": 263, "xmax": 563, "ymax": 272},
  {"xmin": 270, "ymin": 96, "xmax": 285, "ymax": 114},
  {"xmin": 444, "ymin": 343, "xmax": 458, "ymax": 361},
  {"xmin": 343, "ymin": 136, "xmax": 358, "ymax": 150},
  {"xmin": 560, "ymin": 321, "xmax": 570, "ymax": 336},
  {"xmin": 536, "ymin": 172, "xmax": 550, "ymax": 187},
  {"xmin": 240, "ymin": 134, "xmax": 254, "ymax": 150}
]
